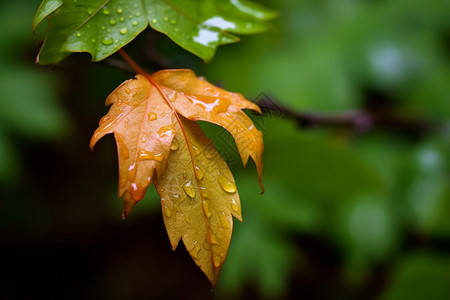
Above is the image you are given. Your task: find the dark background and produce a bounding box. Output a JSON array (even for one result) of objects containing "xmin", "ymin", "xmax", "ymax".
[{"xmin": 1, "ymin": 0, "xmax": 450, "ymax": 299}]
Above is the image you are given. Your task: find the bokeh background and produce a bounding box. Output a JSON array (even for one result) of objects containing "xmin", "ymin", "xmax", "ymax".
[{"xmin": 1, "ymin": 0, "xmax": 450, "ymax": 299}]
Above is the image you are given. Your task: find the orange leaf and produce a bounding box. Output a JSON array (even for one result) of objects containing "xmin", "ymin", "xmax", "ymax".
[{"xmin": 90, "ymin": 69, "xmax": 263, "ymax": 284}]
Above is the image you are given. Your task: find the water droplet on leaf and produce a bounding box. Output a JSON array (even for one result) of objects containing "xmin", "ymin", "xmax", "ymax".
[
  {"xmin": 218, "ymin": 172, "xmax": 236, "ymax": 193},
  {"xmin": 147, "ymin": 112, "xmax": 157, "ymax": 121},
  {"xmin": 170, "ymin": 138, "xmax": 179, "ymax": 150},
  {"xmin": 183, "ymin": 180, "xmax": 196, "ymax": 199},
  {"xmin": 120, "ymin": 27, "xmax": 128, "ymax": 34},
  {"xmin": 102, "ymin": 37, "xmax": 113, "ymax": 45}
]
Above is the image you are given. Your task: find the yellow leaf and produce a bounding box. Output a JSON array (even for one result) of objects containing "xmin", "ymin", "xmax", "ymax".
[{"xmin": 90, "ymin": 69, "xmax": 263, "ymax": 284}]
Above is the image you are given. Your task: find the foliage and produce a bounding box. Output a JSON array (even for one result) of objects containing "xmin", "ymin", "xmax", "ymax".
[
  {"xmin": 33, "ymin": 0, "xmax": 276, "ymax": 64},
  {"xmin": 90, "ymin": 70, "xmax": 263, "ymax": 283}
]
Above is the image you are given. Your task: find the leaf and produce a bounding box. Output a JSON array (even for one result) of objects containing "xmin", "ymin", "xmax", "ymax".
[
  {"xmin": 90, "ymin": 69, "xmax": 263, "ymax": 284},
  {"xmin": 33, "ymin": 0, "xmax": 276, "ymax": 64}
]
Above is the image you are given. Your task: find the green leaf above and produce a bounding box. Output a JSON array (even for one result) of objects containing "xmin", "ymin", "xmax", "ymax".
[{"xmin": 33, "ymin": 0, "xmax": 276, "ymax": 64}]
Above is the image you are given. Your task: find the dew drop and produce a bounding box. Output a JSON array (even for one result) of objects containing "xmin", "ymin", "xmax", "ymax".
[
  {"xmin": 137, "ymin": 149, "xmax": 164, "ymax": 162},
  {"xmin": 127, "ymin": 163, "xmax": 136, "ymax": 181},
  {"xmin": 164, "ymin": 205, "xmax": 172, "ymax": 218},
  {"xmin": 151, "ymin": 19, "xmax": 157, "ymax": 24},
  {"xmin": 219, "ymin": 213, "xmax": 231, "ymax": 229},
  {"xmin": 170, "ymin": 19, "xmax": 177, "ymax": 25},
  {"xmin": 102, "ymin": 37, "xmax": 113, "ymax": 45},
  {"xmin": 166, "ymin": 90, "xmax": 177, "ymax": 102},
  {"xmin": 147, "ymin": 112, "xmax": 157, "ymax": 121},
  {"xmin": 120, "ymin": 27, "xmax": 128, "ymax": 35},
  {"xmin": 163, "ymin": 17, "xmax": 169, "ymax": 21},
  {"xmin": 183, "ymin": 180, "xmax": 196, "ymax": 199},
  {"xmin": 91, "ymin": 38, "xmax": 96, "ymax": 43},
  {"xmin": 101, "ymin": 26, "xmax": 106, "ymax": 30},
  {"xmin": 183, "ymin": 171, "xmax": 187, "ymax": 178},
  {"xmin": 116, "ymin": 8, "xmax": 123, "ymax": 14},
  {"xmin": 158, "ymin": 126, "xmax": 174, "ymax": 137},
  {"xmin": 170, "ymin": 138, "xmax": 179, "ymax": 151},
  {"xmin": 185, "ymin": 216, "xmax": 190, "ymax": 224},
  {"xmin": 136, "ymin": 12, "xmax": 141, "ymax": 17},
  {"xmin": 231, "ymin": 198, "xmax": 240, "ymax": 212},
  {"xmin": 132, "ymin": 21, "xmax": 138, "ymax": 26},
  {"xmin": 87, "ymin": 8, "xmax": 94, "ymax": 15},
  {"xmin": 120, "ymin": 17, "xmax": 125, "ymax": 21},
  {"xmin": 102, "ymin": 8, "xmax": 110, "ymax": 15},
  {"xmin": 205, "ymin": 152, "xmax": 212, "ymax": 159},
  {"xmin": 192, "ymin": 145, "xmax": 201, "ymax": 155},
  {"xmin": 99, "ymin": 115, "xmax": 110, "ymax": 125},
  {"xmin": 109, "ymin": 19, "xmax": 117, "ymax": 25},
  {"xmin": 128, "ymin": 14, "xmax": 133, "ymax": 19},
  {"xmin": 76, "ymin": 32, "xmax": 82, "ymax": 37},
  {"xmin": 202, "ymin": 200, "xmax": 212, "ymax": 218},
  {"xmin": 210, "ymin": 234, "xmax": 220, "ymax": 245},
  {"xmin": 218, "ymin": 172, "xmax": 236, "ymax": 193},
  {"xmin": 195, "ymin": 165, "xmax": 204, "ymax": 180},
  {"xmin": 212, "ymin": 256, "xmax": 221, "ymax": 268},
  {"xmin": 174, "ymin": 28, "xmax": 179, "ymax": 33},
  {"xmin": 191, "ymin": 242, "xmax": 201, "ymax": 258}
]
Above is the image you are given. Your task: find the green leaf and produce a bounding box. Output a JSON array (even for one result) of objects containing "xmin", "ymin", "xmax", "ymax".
[{"xmin": 34, "ymin": 0, "xmax": 276, "ymax": 64}]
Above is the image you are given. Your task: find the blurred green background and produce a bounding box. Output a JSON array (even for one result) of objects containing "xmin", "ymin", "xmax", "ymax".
[{"xmin": 1, "ymin": 0, "xmax": 450, "ymax": 299}]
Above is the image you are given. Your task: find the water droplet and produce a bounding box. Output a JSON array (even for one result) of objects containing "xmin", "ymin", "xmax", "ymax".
[
  {"xmin": 116, "ymin": 133, "xmax": 130, "ymax": 159},
  {"xmin": 101, "ymin": 26, "xmax": 106, "ymax": 30},
  {"xmin": 201, "ymin": 189, "xmax": 211, "ymax": 199},
  {"xmin": 127, "ymin": 163, "xmax": 136, "ymax": 181},
  {"xmin": 147, "ymin": 112, "xmax": 157, "ymax": 121},
  {"xmin": 109, "ymin": 19, "xmax": 116, "ymax": 25},
  {"xmin": 203, "ymin": 200, "xmax": 212, "ymax": 218},
  {"xmin": 218, "ymin": 172, "xmax": 236, "ymax": 193},
  {"xmin": 170, "ymin": 19, "xmax": 176, "ymax": 25},
  {"xmin": 170, "ymin": 138, "xmax": 179, "ymax": 151},
  {"xmin": 163, "ymin": 17, "xmax": 169, "ymax": 21},
  {"xmin": 191, "ymin": 242, "xmax": 201, "ymax": 258},
  {"xmin": 195, "ymin": 165, "xmax": 204, "ymax": 180},
  {"xmin": 185, "ymin": 216, "xmax": 190, "ymax": 224},
  {"xmin": 120, "ymin": 17, "xmax": 125, "ymax": 21},
  {"xmin": 205, "ymin": 152, "xmax": 212, "ymax": 159},
  {"xmin": 128, "ymin": 14, "xmax": 133, "ymax": 19},
  {"xmin": 136, "ymin": 12, "xmax": 141, "ymax": 17},
  {"xmin": 102, "ymin": 37, "xmax": 113, "ymax": 45},
  {"xmin": 128, "ymin": 182, "xmax": 145, "ymax": 200},
  {"xmin": 219, "ymin": 213, "xmax": 231, "ymax": 229},
  {"xmin": 158, "ymin": 126, "xmax": 174, "ymax": 137},
  {"xmin": 120, "ymin": 27, "xmax": 128, "ymax": 35},
  {"xmin": 171, "ymin": 193, "xmax": 181, "ymax": 204},
  {"xmin": 99, "ymin": 115, "xmax": 110, "ymax": 125},
  {"xmin": 210, "ymin": 234, "xmax": 220, "ymax": 245},
  {"xmin": 134, "ymin": 3, "xmax": 139, "ymax": 8},
  {"xmin": 164, "ymin": 205, "xmax": 172, "ymax": 217},
  {"xmin": 91, "ymin": 38, "xmax": 96, "ymax": 43},
  {"xmin": 212, "ymin": 256, "xmax": 221, "ymax": 268},
  {"xmin": 192, "ymin": 145, "xmax": 201, "ymax": 155},
  {"xmin": 102, "ymin": 8, "xmax": 110, "ymax": 15},
  {"xmin": 183, "ymin": 171, "xmax": 187, "ymax": 178},
  {"xmin": 137, "ymin": 149, "xmax": 164, "ymax": 162},
  {"xmin": 132, "ymin": 21, "xmax": 138, "ymax": 26},
  {"xmin": 174, "ymin": 28, "xmax": 179, "ymax": 33},
  {"xmin": 87, "ymin": 8, "xmax": 94, "ymax": 14},
  {"xmin": 166, "ymin": 90, "xmax": 177, "ymax": 101},
  {"xmin": 183, "ymin": 180, "xmax": 195, "ymax": 199},
  {"xmin": 116, "ymin": 8, "xmax": 123, "ymax": 14},
  {"xmin": 76, "ymin": 32, "xmax": 82, "ymax": 37},
  {"xmin": 151, "ymin": 19, "xmax": 157, "ymax": 24},
  {"xmin": 231, "ymin": 198, "xmax": 239, "ymax": 212}
]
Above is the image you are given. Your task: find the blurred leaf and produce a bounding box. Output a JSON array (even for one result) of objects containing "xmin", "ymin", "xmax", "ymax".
[
  {"xmin": 34, "ymin": 0, "xmax": 276, "ymax": 64},
  {"xmin": 381, "ymin": 253, "xmax": 450, "ymax": 300},
  {"xmin": 204, "ymin": 0, "xmax": 450, "ymax": 113}
]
